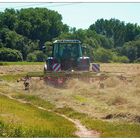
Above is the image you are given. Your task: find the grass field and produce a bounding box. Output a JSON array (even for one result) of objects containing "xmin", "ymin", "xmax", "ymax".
[
  {"xmin": 0, "ymin": 94, "xmax": 76, "ymax": 137},
  {"xmin": 0, "ymin": 62, "xmax": 140, "ymax": 137},
  {"xmin": 55, "ymin": 107, "xmax": 140, "ymax": 138},
  {"xmin": 0, "ymin": 62, "xmax": 44, "ymax": 65}
]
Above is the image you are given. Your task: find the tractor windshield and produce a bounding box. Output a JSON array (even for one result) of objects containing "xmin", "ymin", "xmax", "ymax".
[{"xmin": 53, "ymin": 43, "xmax": 82, "ymax": 60}]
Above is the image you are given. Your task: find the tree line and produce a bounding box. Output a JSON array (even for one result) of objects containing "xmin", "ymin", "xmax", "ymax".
[{"xmin": 0, "ymin": 8, "xmax": 140, "ymax": 63}]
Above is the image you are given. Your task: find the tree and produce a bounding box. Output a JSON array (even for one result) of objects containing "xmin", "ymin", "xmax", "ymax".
[
  {"xmin": 15, "ymin": 8, "xmax": 68, "ymax": 46},
  {"xmin": 121, "ymin": 39, "xmax": 140, "ymax": 62},
  {"xmin": 0, "ymin": 8, "xmax": 17, "ymax": 30},
  {"xmin": 0, "ymin": 28, "xmax": 39, "ymax": 60},
  {"xmin": 89, "ymin": 18, "xmax": 140, "ymax": 47}
]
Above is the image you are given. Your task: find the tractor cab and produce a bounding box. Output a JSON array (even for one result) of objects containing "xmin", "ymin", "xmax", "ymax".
[{"xmin": 45, "ymin": 40, "xmax": 90, "ymax": 71}]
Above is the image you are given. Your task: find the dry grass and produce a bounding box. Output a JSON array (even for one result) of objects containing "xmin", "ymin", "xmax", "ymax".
[
  {"xmin": 101, "ymin": 63, "xmax": 140, "ymax": 75},
  {"xmin": 0, "ymin": 64, "xmax": 140, "ymax": 123},
  {"xmin": 0, "ymin": 63, "xmax": 140, "ymax": 138},
  {"xmin": 0, "ymin": 65, "xmax": 43, "ymax": 75}
]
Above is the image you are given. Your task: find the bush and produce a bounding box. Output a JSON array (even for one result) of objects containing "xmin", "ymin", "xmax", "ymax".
[
  {"xmin": 112, "ymin": 55, "xmax": 129, "ymax": 63},
  {"xmin": 134, "ymin": 58, "xmax": 140, "ymax": 63},
  {"xmin": 0, "ymin": 48, "xmax": 23, "ymax": 61},
  {"xmin": 26, "ymin": 53, "xmax": 37, "ymax": 62},
  {"xmin": 27, "ymin": 50, "xmax": 47, "ymax": 62},
  {"xmin": 0, "ymin": 43, "xmax": 4, "ymax": 48},
  {"xmin": 94, "ymin": 48, "xmax": 113, "ymax": 63}
]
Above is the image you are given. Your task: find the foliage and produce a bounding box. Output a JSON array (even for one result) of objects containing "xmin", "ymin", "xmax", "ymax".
[
  {"xmin": 134, "ymin": 58, "xmax": 140, "ymax": 63},
  {"xmin": 0, "ymin": 8, "xmax": 140, "ymax": 62},
  {"xmin": 0, "ymin": 8, "xmax": 68, "ymax": 61},
  {"xmin": 121, "ymin": 39, "xmax": 140, "ymax": 62},
  {"xmin": 0, "ymin": 47, "xmax": 23, "ymax": 61},
  {"xmin": 89, "ymin": 18, "xmax": 140, "ymax": 47},
  {"xmin": 0, "ymin": 28, "xmax": 39, "ymax": 60},
  {"xmin": 112, "ymin": 55, "xmax": 129, "ymax": 63},
  {"xmin": 93, "ymin": 48, "xmax": 113, "ymax": 63},
  {"xmin": 27, "ymin": 50, "xmax": 47, "ymax": 62},
  {"xmin": 0, "ymin": 8, "xmax": 68, "ymax": 45}
]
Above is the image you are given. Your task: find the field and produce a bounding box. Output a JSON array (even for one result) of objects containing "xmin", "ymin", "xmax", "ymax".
[{"xmin": 0, "ymin": 62, "xmax": 140, "ymax": 137}]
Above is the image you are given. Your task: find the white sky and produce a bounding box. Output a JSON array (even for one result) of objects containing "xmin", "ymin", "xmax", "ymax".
[{"xmin": 0, "ymin": 2, "xmax": 140, "ymax": 29}]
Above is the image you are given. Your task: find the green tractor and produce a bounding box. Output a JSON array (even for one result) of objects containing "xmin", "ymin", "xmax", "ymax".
[
  {"xmin": 43, "ymin": 40, "xmax": 92, "ymax": 85},
  {"xmin": 44, "ymin": 40, "xmax": 90, "ymax": 72},
  {"xmin": 26, "ymin": 40, "xmax": 102, "ymax": 87}
]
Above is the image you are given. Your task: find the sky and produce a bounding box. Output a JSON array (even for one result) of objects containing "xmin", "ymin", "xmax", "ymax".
[{"xmin": 0, "ymin": 3, "xmax": 140, "ymax": 29}]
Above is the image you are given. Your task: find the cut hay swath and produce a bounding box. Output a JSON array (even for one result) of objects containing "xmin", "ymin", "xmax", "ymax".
[{"xmin": 25, "ymin": 71, "xmax": 126, "ymax": 87}]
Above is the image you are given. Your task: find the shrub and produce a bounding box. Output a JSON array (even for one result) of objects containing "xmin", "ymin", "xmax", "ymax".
[
  {"xmin": 134, "ymin": 58, "xmax": 140, "ymax": 63},
  {"xmin": 112, "ymin": 55, "xmax": 129, "ymax": 63},
  {"xmin": 0, "ymin": 48, "xmax": 23, "ymax": 61},
  {"xmin": 27, "ymin": 50, "xmax": 47, "ymax": 62},
  {"xmin": 94, "ymin": 48, "xmax": 113, "ymax": 63},
  {"xmin": 26, "ymin": 53, "xmax": 37, "ymax": 62}
]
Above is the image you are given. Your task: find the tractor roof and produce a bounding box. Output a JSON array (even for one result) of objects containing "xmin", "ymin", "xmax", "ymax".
[{"xmin": 53, "ymin": 40, "xmax": 81, "ymax": 44}]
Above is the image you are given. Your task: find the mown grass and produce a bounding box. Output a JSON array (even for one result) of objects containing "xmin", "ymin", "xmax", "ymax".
[
  {"xmin": 0, "ymin": 74, "xmax": 26, "ymax": 82},
  {"xmin": 10, "ymin": 93, "xmax": 140, "ymax": 137},
  {"xmin": 0, "ymin": 72, "xmax": 44, "ymax": 82},
  {"xmin": 0, "ymin": 62, "xmax": 44, "ymax": 66},
  {"xmin": 2, "ymin": 88, "xmax": 140, "ymax": 138},
  {"xmin": 0, "ymin": 94, "xmax": 76, "ymax": 137},
  {"xmin": 55, "ymin": 107, "xmax": 140, "ymax": 138}
]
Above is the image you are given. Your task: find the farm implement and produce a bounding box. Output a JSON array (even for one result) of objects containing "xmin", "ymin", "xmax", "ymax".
[
  {"xmin": 26, "ymin": 40, "xmax": 102, "ymax": 86},
  {"xmin": 23, "ymin": 40, "xmax": 126, "ymax": 87}
]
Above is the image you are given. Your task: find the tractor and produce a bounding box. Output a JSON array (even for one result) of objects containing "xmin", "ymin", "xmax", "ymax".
[
  {"xmin": 25, "ymin": 40, "xmax": 105, "ymax": 87},
  {"xmin": 43, "ymin": 40, "xmax": 92, "ymax": 85},
  {"xmin": 44, "ymin": 40, "xmax": 90, "ymax": 72},
  {"xmin": 21, "ymin": 40, "xmax": 125, "ymax": 88}
]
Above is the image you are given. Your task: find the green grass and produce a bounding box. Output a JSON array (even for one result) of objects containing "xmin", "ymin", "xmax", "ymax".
[
  {"xmin": 0, "ymin": 62, "xmax": 44, "ymax": 66},
  {"xmin": 12, "ymin": 93, "xmax": 55, "ymax": 110},
  {"xmin": 73, "ymin": 95, "xmax": 87, "ymax": 103},
  {"xmin": 82, "ymin": 117, "xmax": 140, "ymax": 138},
  {"xmin": 0, "ymin": 94, "xmax": 76, "ymax": 137},
  {"xmin": 8, "ymin": 93, "xmax": 140, "ymax": 138},
  {"xmin": 0, "ymin": 74, "xmax": 26, "ymax": 82},
  {"xmin": 0, "ymin": 72, "xmax": 45, "ymax": 82},
  {"xmin": 55, "ymin": 107, "xmax": 140, "ymax": 138}
]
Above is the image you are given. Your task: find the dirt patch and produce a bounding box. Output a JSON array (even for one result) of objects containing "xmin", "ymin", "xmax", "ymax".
[{"xmin": 59, "ymin": 114, "xmax": 100, "ymax": 138}]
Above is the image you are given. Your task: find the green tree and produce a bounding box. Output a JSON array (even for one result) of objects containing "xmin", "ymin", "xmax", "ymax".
[
  {"xmin": 0, "ymin": 8, "xmax": 17, "ymax": 30},
  {"xmin": 121, "ymin": 39, "xmax": 140, "ymax": 62},
  {"xmin": 89, "ymin": 18, "xmax": 140, "ymax": 47}
]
